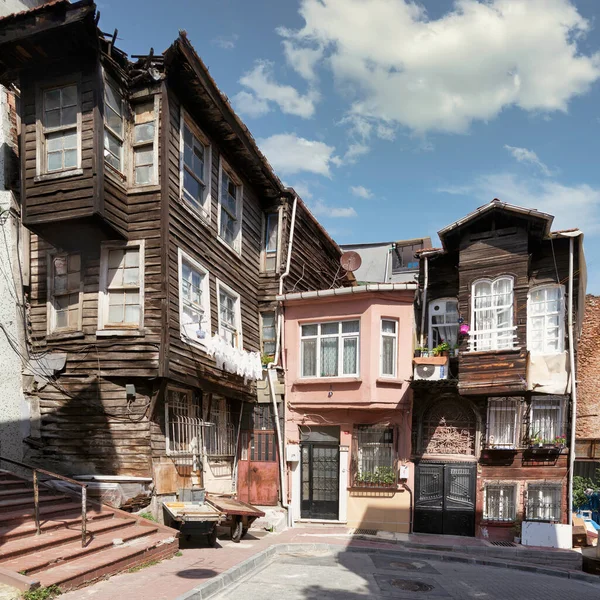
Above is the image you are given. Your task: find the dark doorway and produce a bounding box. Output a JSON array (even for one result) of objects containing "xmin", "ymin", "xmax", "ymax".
[
  {"xmin": 414, "ymin": 462, "xmax": 476, "ymax": 536},
  {"xmin": 300, "ymin": 426, "xmax": 339, "ymax": 520}
]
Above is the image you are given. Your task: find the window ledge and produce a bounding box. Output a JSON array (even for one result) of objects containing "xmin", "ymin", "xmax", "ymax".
[
  {"xmin": 480, "ymin": 520, "xmax": 515, "ymax": 527},
  {"xmin": 180, "ymin": 334, "xmax": 210, "ymax": 352},
  {"xmin": 295, "ymin": 377, "xmax": 361, "ymax": 385},
  {"xmin": 130, "ymin": 183, "xmax": 161, "ymax": 195},
  {"xmin": 216, "ymin": 234, "xmax": 242, "ymax": 257},
  {"xmin": 376, "ymin": 377, "xmax": 404, "ymax": 386},
  {"xmin": 180, "ymin": 199, "xmax": 212, "ymax": 227},
  {"xmin": 96, "ymin": 329, "xmax": 145, "ymax": 338},
  {"xmin": 47, "ymin": 331, "xmax": 85, "ymax": 342},
  {"xmin": 348, "ymin": 485, "xmax": 400, "ymax": 492},
  {"xmin": 466, "ymin": 347, "xmax": 522, "ymax": 356},
  {"xmin": 34, "ymin": 168, "xmax": 83, "ymax": 183}
]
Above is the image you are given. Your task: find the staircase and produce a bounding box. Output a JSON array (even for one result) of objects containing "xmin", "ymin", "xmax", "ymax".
[{"xmin": 0, "ymin": 469, "xmax": 179, "ymax": 592}]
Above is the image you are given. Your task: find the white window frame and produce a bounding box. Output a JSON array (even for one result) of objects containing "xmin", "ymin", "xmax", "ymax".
[
  {"xmin": 527, "ymin": 284, "xmax": 565, "ymax": 355},
  {"xmin": 483, "ymin": 482, "xmax": 517, "ymax": 522},
  {"xmin": 179, "ymin": 108, "xmax": 212, "ymax": 221},
  {"xmin": 177, "ymin": 248, "xmax": 211, "ymax": 348},
  {"xmin": 300, "ymin": 320, "xmax": 361, "ymax": 379},
  {"xmin": 261, "ymin": 209, "xmax": 281, "ymax": 272},
  {"xmin": 130, "ymin": 95, "xmax": 159, "ymax": 188},
  {"xmin": 103, "ymin": 75, "xmax": 125, "ymax": 177},
  {"xmin": 529, "ymin": 396, "xmax": 564, "ymax": 444},
  {"xmin": 260, "ymin": 311, "xmax": 277, "ymax": 358},
  {"xmin": 217, "ymin": 156, "xmax": 243, "ymax": 254},
  {"xmin": 46, "ymin": 252, "xmax": 83, "ymax": 335},
  {"xmin": 36, "ymin": 79, "xmax": 82, "ymax": 177},
  {"xmin": 380, "ymin": 318, "xmax": 398, "ymax": 378},
  {"xmin": 216, "ymin": 279, "xmax": 242, "ymax": 349},
  {"xmin": 428, "ymin": 298, "xmax": 459, "ymax": 350},
  {"xmin": 97, "ymin": 240, "xmax": 145, "ymax": 334},
  {"xmin": 486, "ymin": 398, "xmax": 519, "ymax": 448},
  {"xmin": 470, "ymin": 276, "xmax": 516, "ymax": 352},
  {"xmin": 526, "ymin": 482, "xmax": 562, "ymax": 522}
]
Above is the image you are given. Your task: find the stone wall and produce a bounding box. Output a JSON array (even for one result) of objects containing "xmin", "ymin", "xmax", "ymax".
[{"xmin": 576, "ymin": 294, "xmax": 600, "ymax": 440}]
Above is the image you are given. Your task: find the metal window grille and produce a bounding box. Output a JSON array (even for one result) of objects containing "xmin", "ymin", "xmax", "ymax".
[
  {"xmin": 205, "ymin": 400, "xmax": 236, "ymax": 457},
  {"xmin": 486, "ymin": 398, "xmax": 519, "ymax": 448},
  {"xmin": 484, "ymin": 484, "xmax": 516, "ymax": 521},
  {"xmin": 353, "ymin": 425, "xmax": 396, "ymax": 487},
  {"xmin": 166, "ymin": 389, "xmax": 202, "ymax": 468},
  {"xmin": 526, "ymin": 483, "xmax": 562, "ymax": 521},
  {"xmin": 529, "ymin": 397, "xmax": 564, "ymax": 444}
]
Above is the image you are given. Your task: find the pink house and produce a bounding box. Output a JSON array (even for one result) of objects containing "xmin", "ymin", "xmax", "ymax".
[{"xmin": 279, "ymin": 284, "xmax": 416, "ymax": 533}]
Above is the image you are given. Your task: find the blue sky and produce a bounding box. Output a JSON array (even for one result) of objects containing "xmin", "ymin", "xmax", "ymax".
[{"xmin": 98, "ymin": 0, "xmax": 600, "ymax": 292}]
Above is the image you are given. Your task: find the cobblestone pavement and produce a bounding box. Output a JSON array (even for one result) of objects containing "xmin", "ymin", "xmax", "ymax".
[{"xmin": 214, "ymin": 548, "xmax": 600, "ymax": 600}]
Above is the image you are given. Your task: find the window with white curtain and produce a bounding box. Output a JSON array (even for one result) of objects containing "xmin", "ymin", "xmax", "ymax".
[
  {"xmin": 178, "ymin": 249, "xmax": 210, "ymax": 346},
  {"xmin": 217, "ymin": 281, "xmax": 241, "ymax": 348},
  {"xmin": 380, "ymin": 319, "xmax": 398, "ymax": 377},
  {"xmin": 528, "ymin": 285, "xmax": 564, "ymax": 354},
  {"xmin": 484, "ymin": 484, "xmax": 516, "ymax": 521},
  {"xmin": 429, "ymin": 299, "xmax": 459, "ymax": 349},
  {"xmin": 527, "ymin": 483, "xmax": 561, "ymax": 521},
  {"xmin": 530, "ymin": 397, "xmax": 563, "ymax": 443},
  {"xmin": 486, "ymin": 398, "xmax": 519, "ymax": 448},
  {"xmin": 471, "ymin": 277, "xmax": 514, "ymax": 351},
  {"xmin": 300, "ymin": 320, "xmax": 359, "ymax": 378}
]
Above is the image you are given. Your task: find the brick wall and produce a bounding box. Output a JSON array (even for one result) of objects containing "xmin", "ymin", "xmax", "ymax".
[{"xmin": 576, "ymin": 294, "xmax": 600, "ymax": 440}]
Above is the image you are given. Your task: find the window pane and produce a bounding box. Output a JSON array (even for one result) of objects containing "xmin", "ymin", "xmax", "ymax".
[
  {"xmin": 64, "ymin": 149, "xmax": 77, "ymax": 169},
  {"xmin": 47, "ymin": 151, "xmax": 62, "ymax": 171},
  {"xmin": 105, "ymin": 83, "xmax": 122, "ymax": 115},
  {"xmin": 105, "ymin": 105, "xmax": 122, "ymax": 135},
  {"xmin": 343, "ymin": 337, "xmax": 358, "ymax": 374},
  {"xmin": 382, "ymin": 336, "xmax": 395, "ymax": 376},
  {"xmin": 62, "ymin": 105, "xmax": 77, "ymax": 127},
  {"xmin": 382, "ymin": 319, "xmax": 396, "ymax": 334},
  {"xmin": 62, "ymin": 85, "xmax": 77, "ymax": 107},
  {"xmin": 265, "ymin": 214, "xmax": 278, "ymax": 252},
  {"xmin": 124, "ymin": 249, "xmax": 139, "ymax": 267},
  {"xmin": 320, "ymin": 338, "xmax": 338, "ymax": 377},
  {"xmin": 45, "ymin": 109, "xmax": 60, "ymax": 129},
  {"xmin": 44, "ymin": 89, "xmax": 61, "ymax": 111},
  {"xmin": 63, "ymin": 131, "xmax": 77, "ymax": 149},
  {"xmin": 342, "ymin": 320, "xmax": 359, "ymax": 334},
  {"xmin": 135, "ymin": 122, "xmax": 155, "ymax": 143},
  {"xmin": 135, "ymin": 165, "xmax": 152, "ymax": 185},
  {"xmin": 220, "ymin": 211, "xmax": 237, "ymax": 245},
  {"xmin": 124, "ymin": 305, "xmax": 140, "ymax": 323},
  {"xmin": 301, "ymin": 324, "xmax": 318, "ymax": 337},
  {"xmin": 301, "ymin": 339, "xmax": 317, "ymax": 377},
  {"xmin": 47, "ymin": 134, "xmax": 62, "ymax": 152},
  {"xmin": 184, "ymin": 170, "xmax": 203, "ymax": 204},
  {"xmin": 321, "ymin": 322, "xmax": 339, "ymax": 335}
]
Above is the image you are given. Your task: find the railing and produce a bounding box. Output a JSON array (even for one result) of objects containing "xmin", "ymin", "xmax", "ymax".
[
  {"xmin": 467, "ymin": 325, "xmax": 518, "ymax": 352},
  {"xmin": 0, "ymin": 455, "xmax": 88, "ymax": 547}
]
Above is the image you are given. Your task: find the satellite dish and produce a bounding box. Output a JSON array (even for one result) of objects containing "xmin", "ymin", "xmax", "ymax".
[{"xmin": 340, "ymin": 251, "xmax": 362, "ymax": 272}]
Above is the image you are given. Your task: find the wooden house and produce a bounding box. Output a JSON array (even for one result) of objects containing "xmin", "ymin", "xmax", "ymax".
[
  {"xmin": 0, "ymin": 0, "xmax": 350, "ymax": 510},
  {"xmin": 411, "ymin": 199, "xmax": 585, "ymax": 543}
]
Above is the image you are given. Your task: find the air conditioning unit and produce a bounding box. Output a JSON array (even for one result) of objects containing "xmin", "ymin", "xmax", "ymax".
[{"xmin": 413, "ymin": 357, "xmax": 449, "ymax": 381}]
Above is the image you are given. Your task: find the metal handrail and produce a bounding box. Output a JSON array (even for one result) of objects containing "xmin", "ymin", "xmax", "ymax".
[{"xmin": 0, "ymin": 455, "xmax": 88, "ymax": 547}]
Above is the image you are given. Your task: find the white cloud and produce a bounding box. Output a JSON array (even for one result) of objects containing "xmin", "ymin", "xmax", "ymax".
[
  {"xmin": 285, "ymin": 0, "xmax": 600, "ymax": 134},
  {"xmin": 350, "ymin": 185, "xmax": 373, "ymax": 199},
  {"xmin": 504, "ymin": 145, "xmax": 554, "ymax": 176},
  {"xmin": 211, "ymin": 34, "xmax": 239, "ymax": 50},
  {"xmin": 258, "ymin": 133, "xmax": 339, "ymax": 177},
  {"xmin": 282, "ymin": 40, "xmax": 324, "ymax": 82},
  {"xmin": 311, "ymin": 199, "xmax": 357, "ymax": 218},
  {"xmin": 342, "ymin": 143, "xmax": 370, "ymax": 164},
  {"xmin": 235, "ymin": 60, "xmax": 319, "ymax": 119},
  {"xmin": 232, "ymin": 91, "xmax": 270, "ymax": 118},
  {"xmin": 439, "ymin": 172, "xmax": 600, "ymax": 233},
  {"xmin": 289, "ymin": 181, "xmax": 314, "ymax": 200},
  {"xmin": 376, "ymin": 124, "xmax": 396, "ymax": 141}
]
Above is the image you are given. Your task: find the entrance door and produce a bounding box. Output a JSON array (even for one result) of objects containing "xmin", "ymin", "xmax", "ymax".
[
  {"xmin": 414, "ymin": 462, "xmax": 476, "ymax": 536},
  {"xmin": 301, "ymin": 444, "xmax": 339, "ymax": 519}
]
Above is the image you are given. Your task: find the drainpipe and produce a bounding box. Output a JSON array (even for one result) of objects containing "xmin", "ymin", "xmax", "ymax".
[
  {"xmin": 419, "ymin": 256, "xmax": 429, "ymax": 348},
  {"xmin": 384, "ymin": 245, "xmax": 392, "ymax": 283},
  {"xmin": 567, "ymin": 237, "xmax": 577, "ymax": 527},
  {"xmin": 266, "ymin": 192, "xmax": 298, "ymax": 527}
]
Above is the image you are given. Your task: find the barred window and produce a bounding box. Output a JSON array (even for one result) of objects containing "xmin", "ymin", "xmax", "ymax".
[
  {"xmin": 204, "ymin": 396, "xmax": 236, "ymax": 457},
  {"xmin": 165, "ymin": 388, "xmax": 202, "ymax": 460},
  {"xmin": 484, "ymin": 484, "xmax": 516, "ymax": 521},
  {"xmin": 486, "ymin": 398, "xmax": 519, "ymax": 448},
  {"xmin": 527, "ymin": 483, "xmax": 562, "ymax": 521},
  {"xmin": 353, "ymin": 425, "xmax": 396, "ymax": 487},
  {"xmin": 530, "ymin": 397, "xmax": 563, "ymax": 444}
]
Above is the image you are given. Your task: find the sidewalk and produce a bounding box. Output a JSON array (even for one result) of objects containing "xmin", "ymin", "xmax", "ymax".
[{"xmin": 60, "ymin": 525, "xmax": 582, "ymax": 600}]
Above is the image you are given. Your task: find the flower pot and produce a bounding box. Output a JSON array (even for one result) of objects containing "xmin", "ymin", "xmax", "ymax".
[{"xmin": 414, "ymin": 350, "xmax": 422, "ymax": 358}]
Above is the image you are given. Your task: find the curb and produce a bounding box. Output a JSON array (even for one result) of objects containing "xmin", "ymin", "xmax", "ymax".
[{"xmin": 175, "ymin": 542, "xmax": 600, "ymax": 600}]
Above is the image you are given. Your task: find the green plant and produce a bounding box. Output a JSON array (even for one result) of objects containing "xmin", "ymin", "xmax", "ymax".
[
  {"xmin": 22, "ymin": 586, "xmax": 61, "ymax": 600},
  {"xmin": 261, "ymin": 353, "xmax": 275, "ymax": 366},
  {"xmin": 138, "ymin": 511, "xmax": 157, "ymax": 522},
  {"xmin": 554, "ymin": 435, "xmax": 567, "ymax": 446},
  {"xmin": 356, "ymin": 466, "xmax": 397, "ymax": 486},
  {"xmin": 174, "ymin": 551, "xmax": 183, "ymax": 557},
  {"xmin": 573, "ymin": 474, "xmax": 598, "ymax": 510},
  {"xmin": 127, "ymin": 559, "xmax": 160, "ymax": 573},
  {"xmin": 432, "ymin": 342, "xmax": 450, "ymax": 356}
]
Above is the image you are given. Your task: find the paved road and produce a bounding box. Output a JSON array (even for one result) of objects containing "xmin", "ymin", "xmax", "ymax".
[{"xmin": 214, "ymin": 547, "xmax": 600, "ymax": 600}]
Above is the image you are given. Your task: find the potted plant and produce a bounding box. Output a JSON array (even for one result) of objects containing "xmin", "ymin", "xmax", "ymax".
[
  {"xmin": 261, "ymin": 353, "xmax": 274, "ymax": 368},
  {"xmin": 529, "ymin": 434, "xmax": 543, "ymax": 448},
  {"xmin": 513, "ymin": 519, "xmax": 522, "ymax": 544},
  {"xmin": 355, "ymin": 466, "xmax": 397, "ymax": 488},
  {"xmin": 553, "ymin": 436, "xmax": 567, "ymax": 448},
  {"xmin": 452, "ymin": 344, "xmax": 460, "ymax": 358},
  {"xmin": 414, "ymin": 347, "xmax": 424, "ymax": 358},
  {"xmin": 433, "ymin": 342, "xmax": 450, "ymax": 357}
]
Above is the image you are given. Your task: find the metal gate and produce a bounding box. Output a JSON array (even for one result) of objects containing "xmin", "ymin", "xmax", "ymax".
[
  {"xmin": 413, "ymin": 462, "xmax": 476, "ymax": 536},
  {"xmin": 301, "ymin": 444, "xmax": 339, "ymax": 520}
]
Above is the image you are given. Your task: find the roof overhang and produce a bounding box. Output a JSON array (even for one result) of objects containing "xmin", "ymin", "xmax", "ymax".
[{"xmin": 277, "ymin": 282, "xmax": 417, "ymax": 303}]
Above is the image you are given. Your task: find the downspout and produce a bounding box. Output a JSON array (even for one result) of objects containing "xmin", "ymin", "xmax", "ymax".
[
  {"xmin": 384, "ymin": 245, "xmax": 392, "ymax": 283},
  {"xmin": 567, "ymin": 237, "xmax": 577, "ymax": 527},
  {"xmin": 419, "ymin": 256, "xmax": 429, "ymax": 348},
  {"xmin": 267, "ymin": 192, "xmax": 298, "ymax": 525}
]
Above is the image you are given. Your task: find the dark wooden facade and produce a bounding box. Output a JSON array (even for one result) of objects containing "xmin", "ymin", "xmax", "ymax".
[
  {"xmin": 411, "ymin": 201, "xmax": 583, "ymax": 540},
  {"xmin": 0, "ymin": 1, "xmax": 350, "ymax": 498}
]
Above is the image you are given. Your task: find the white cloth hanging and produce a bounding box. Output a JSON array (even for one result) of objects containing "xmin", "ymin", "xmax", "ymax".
[{"xmin": 204, "ymin": 334, "xmax": 263, "ymax": 381}]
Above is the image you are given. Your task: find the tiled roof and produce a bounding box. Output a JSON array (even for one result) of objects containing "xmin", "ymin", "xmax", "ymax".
[{"xmin": 0, "ymin": 0, "xmax": 69, "ymax": 25}]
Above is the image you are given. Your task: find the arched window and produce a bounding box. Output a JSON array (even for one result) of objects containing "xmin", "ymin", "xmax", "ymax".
[
  {"xmin": 527, "ymin": 285, "xmax": 565, "ymax": 354},
  {"xmin": 428, "ymin": 298, "xmax": 459, "ymax": 350},
  {"xmin": 470, "ymin": 276, "xmax": 514, "ymax": 351}
]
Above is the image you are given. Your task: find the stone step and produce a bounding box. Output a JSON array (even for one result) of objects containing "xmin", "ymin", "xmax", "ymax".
[
  {"xmin": 0, "ymin": 487, "xmax": 50, "ymax": 499},
  {"xmin": 38, "ymin": 532, "xmax": 178, "ymax": 591},
  {"xmin": 1, "ymin": 523, "xmax": 157, "ymax": 575},
  {"xmin": 0, "ymin": 502, "xmax": 90, "ymax": 528},
  {"xmin": 0, "ymin": 509, "xmax": 114, "ymax": 543},
  {"xmin": 0, "ymin": 494, "xmax": 69, "ymax": 511},
  {"xmin": 0, "ymin": 515, "xmax": 134, "ymax": 561}
]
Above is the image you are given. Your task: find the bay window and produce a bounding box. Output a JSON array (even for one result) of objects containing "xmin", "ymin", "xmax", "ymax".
[
  {"xmin": 429, "ymin": 298, "xmax": 459, "ymax": 349},
  {"xmin": 484, "ymin": 483, "xmax": 516, "ymax": 521},
  {"xmin": 380, "ymin": 319, "xmax": 398, "ymax": 377},
  {"xmin": 471, "ymin": 277, "xmax": 515, "ymax": 351},
  {"xmin": 486, "ymin": 398, "xmax": 519, "ymax": 448},
  {"xmin": 178, "ymin": 249, "xmax": 210, "ymax": 345},
  {"xmin": 528, "ymin": 285, "xmax": 564, "ymax": 354},
  {"xmin": 300, "ymin": 320, "xmax": 359, "ymax": 378},
  {"xmin": 526, "ymin": 483, "xmax": 561, "ymax": 521}
]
